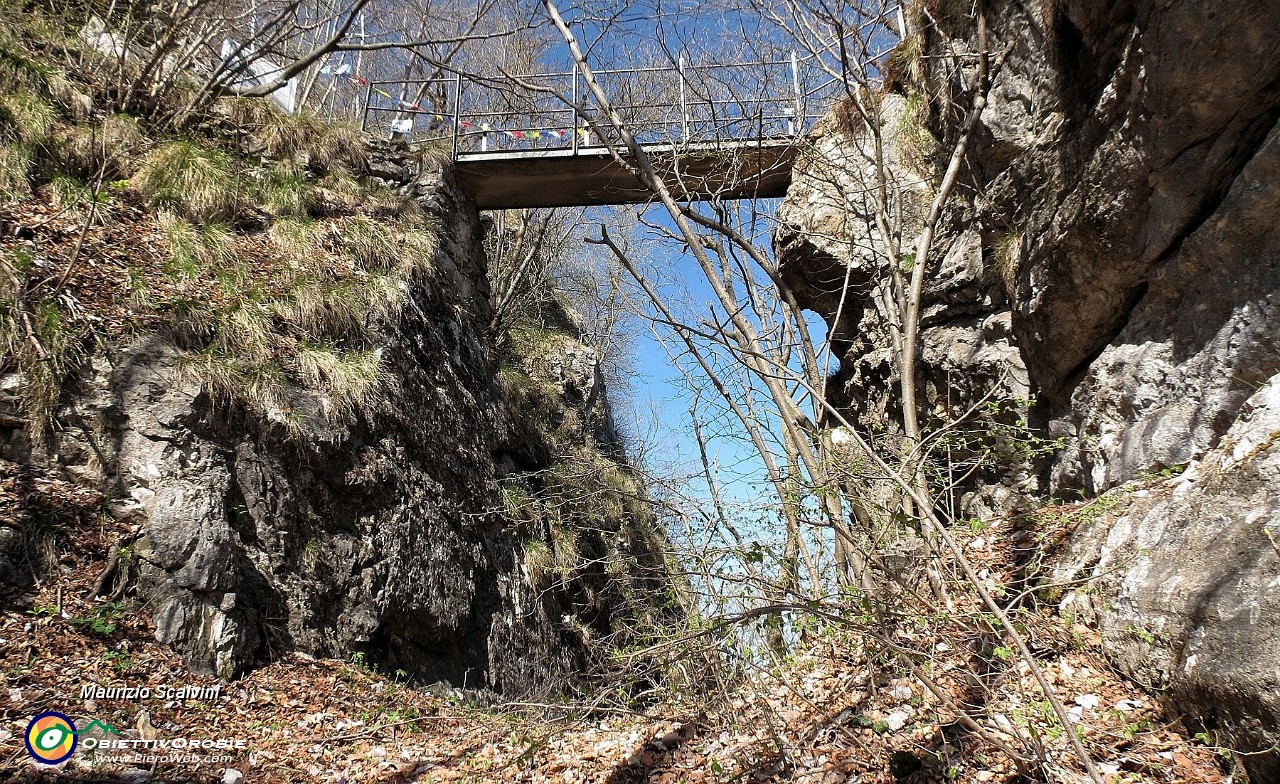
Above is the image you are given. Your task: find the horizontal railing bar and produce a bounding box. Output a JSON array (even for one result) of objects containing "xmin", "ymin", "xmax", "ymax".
[{"xmin": 358, "ymin": 10, "xmax": 901, "ymax": 169}]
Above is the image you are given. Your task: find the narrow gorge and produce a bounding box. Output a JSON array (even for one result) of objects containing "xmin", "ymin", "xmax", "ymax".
[{"xmin": 1, "ymin": 0, "xmax": 1277, "ymax": 781}]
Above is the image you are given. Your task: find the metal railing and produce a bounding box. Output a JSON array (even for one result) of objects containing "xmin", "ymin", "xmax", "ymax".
[{"xmin": 359, "ymin": 54, "xmax": 853, "ymax": 159}]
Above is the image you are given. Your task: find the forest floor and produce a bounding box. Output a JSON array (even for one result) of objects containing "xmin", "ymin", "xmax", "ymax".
[{"xmin": 0, "ymin": 464, "xmax": 1232, "ymax": 784}]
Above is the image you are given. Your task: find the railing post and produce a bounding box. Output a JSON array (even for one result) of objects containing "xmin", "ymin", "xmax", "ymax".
[
  {"xmin": 571, "ymin": 63, "xmax": 579, "ymax": 155},
  {"xmin": 678, "ymin": 55, "xmax": 688, "ymax": 143},
  {"xmin": 451, "ymin": 72, "xmax": 462, "ymax": 160},
  {"xmin": 359, "ymin": 80, "xmax": 373, "ymax": 132},
  {"xmin": 896, "ymin": 5, "xmax": 908, "ymax": 39},
  {"xmin": 790, "ymin": 51, "xmax": 802, "ymax": 135}
]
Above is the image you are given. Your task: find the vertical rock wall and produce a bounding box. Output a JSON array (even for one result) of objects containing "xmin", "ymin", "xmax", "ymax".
[
  {"xmin": 0, "ymin": 150, "xmax": 660, "ymax": 697},
  {"xmin": 776, "ymin": 0, "xmax": 1280, "ymax": 774}
]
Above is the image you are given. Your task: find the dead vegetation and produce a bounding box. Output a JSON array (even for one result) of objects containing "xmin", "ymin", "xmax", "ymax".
[{"xmin": 0, "ymin": 486, "xmax": 1231, "ymax": 783}]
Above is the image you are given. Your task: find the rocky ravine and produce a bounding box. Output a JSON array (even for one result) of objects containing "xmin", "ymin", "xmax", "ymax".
[
  {"xmin": 0, "ymin": 147, "xmax": 664, "ymax": 696},
  {"xmin": 776, "ymin": 0, "xmax": 1280, "ymax": 778}
]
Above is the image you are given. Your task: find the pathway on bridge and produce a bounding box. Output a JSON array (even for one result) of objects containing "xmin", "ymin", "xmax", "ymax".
[{"xmin": 358, "ymin": 54, "xmax": 853, "ymax": 208}]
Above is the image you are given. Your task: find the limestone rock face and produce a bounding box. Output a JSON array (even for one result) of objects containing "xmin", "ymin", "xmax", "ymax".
[
  {"xmin": 776, "ymin": 95, "xmax": 1033, "ymax": 522},
  {"xmin": 1052, "ymin": 376, "xmax": 1280, "ymax": 782},
  {"xmin": 1049, "ymin": 123, "xmax": 1280, "ymax": 493},
  {"xmin": 777, "ymin": 0, "xmax": 1280, "ymax": 773}
]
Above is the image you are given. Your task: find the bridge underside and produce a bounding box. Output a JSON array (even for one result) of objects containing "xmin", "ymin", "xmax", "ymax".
[{"xmin": 453, "ymin": 140, "xmax": 799, "ymax": 209}]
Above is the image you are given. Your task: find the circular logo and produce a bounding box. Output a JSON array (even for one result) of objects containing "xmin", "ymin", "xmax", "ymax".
[{"xmin": 25, "ymin": 712, "xmax": 77, "ymax": 764}]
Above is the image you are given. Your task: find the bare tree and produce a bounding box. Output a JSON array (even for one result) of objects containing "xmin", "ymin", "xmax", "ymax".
[{"xmin": 474, "ymin": 0, "xmax": 1107, "ymax": 778}]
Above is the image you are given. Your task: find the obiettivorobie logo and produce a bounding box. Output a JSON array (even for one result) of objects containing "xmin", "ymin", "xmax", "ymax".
[
  {"xmin": 23, "ymin": 710, "xmax": 246, "ymax": 766},
  {"xmin": 24, "ymin": 712, "xmax": 120, "ymax": 765}
]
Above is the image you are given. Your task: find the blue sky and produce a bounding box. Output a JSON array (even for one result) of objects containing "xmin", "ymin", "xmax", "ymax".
[{"xmin": 589, "ymin": 201, "xmax": 832, "ymax": 512}]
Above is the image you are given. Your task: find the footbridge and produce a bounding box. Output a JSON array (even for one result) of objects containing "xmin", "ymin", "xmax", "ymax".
[{"xmin": 358, "ymin": 55, "xmax": 850, "ymax": 209}]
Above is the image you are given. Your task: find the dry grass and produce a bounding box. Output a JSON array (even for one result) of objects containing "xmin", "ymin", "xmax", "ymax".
[
  {"xmin": 416, "ymin": 136, "xmax": 453, "ymax": 170},
  {"xmin": 312, "ymin": 170, "xmax": 364, "ymax": 216},
  {"xmin": 46, "ymin": 114, "xmax": 146, "ymax": 180},
  {"xmin": 334, "ymin": 214, "xmax": 400, "ymax": 271},
  {"xmin": 995, "ymin": 230, "xmax": 1021, "ymax": 297},
  {"xmin": 159, "ymin": 212, "xmax": 233, "ymax": 279},
  {"xmin": 0, "ymin": 28, "xmax": 70, "ymax": 104},
  {"xmin": 882, "ymin": 31, "xmax": 924, "ymax": 92},
  {"xmin": 268, "ymin": 217, "xmax": 324, "ymax": 264},
  {"xmin": 523, "ymin": 538, "xmax": 554, "ymax": 585},
  {"xmin": 133, "ymin": 140, "xmax": 238, "ymax": 223},
  {"xmin": 176, "ymin": 349, "xmax": 297, "ymax": 433},
  {"xmin": 273, "ymin": 273, "xmax": 402, "ymax": 338},
  {"xmin": 170, "ymin": 194, "xmax": 440, "ymax": 432},
  {"xmin": 311, "ymin": 122, "xmax": 366, "ymax": 173},
  {"xmin": 0, "ymin": 11, "xmax": 455, "ymax": 445},
  {"xmin": 220, "ymin": 98, "xmax": 368, "ymax": 173},
  {"xmin": 894, "ymin": 90, "xmax": 938, "ymax": 176},
  {"xmin": 0, "ymin": 291, "xmax": 89, "ymax": 446},
  {"xmin": 294, "ymin": 344, "xmax": 385, "ymax": 422},
  {"xmin": 0, "ymin": 91, "xmax": 56, "ymax": 145},
  {"xmin": 45, "ymin": 173, "xmax": 93, "ymax": 215},
  {"xmin": 551, "ymin": 522, "xmax": 583, "ymax": 579},
  {"xmin": 258, "ymin": 164, "xmax": 318, "ymax": 218}
]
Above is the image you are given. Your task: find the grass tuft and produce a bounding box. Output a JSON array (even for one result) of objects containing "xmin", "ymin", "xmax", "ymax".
[
  {"xmin": 134, "ymin": 140, "xmax": 237, "ymax": 223},
  {"xmin": 0, "ymin": 31, "xmax": 68, "ymax": 108},
  {"xmin": 895, "ymin": 91, "xmax": 937, "ymax": 175},
  {"xmin": 258, "ymin": 164, "xmax": 318, "ymax": 218},
  {"xmin": 882, "ymin": 31, "xmax": 924, "ymax": 92},
  {"xmin": 335, "ymin": 215, "xmax": 400, "ymax": 271},
  {"xmin": 159, "ymin": 212, "xmax": 232, "ymax": 279},
  {"xmin": 220, "ymin": 99, "xmax": 367, "ymax": 173},
  {"xmin": 268, "ymin": 217, "xmax": 323, "ymax": 264},
  {"xmin": 47, "ymin": 114, "xmax": 145, "ymax": 180},
  {"xmin": 0, "ymin": 292, "xmax": 88, "ymax": 445},
  {"xmin": 312, "ymin": 170, "xmax": 364, "ymax": 216},
  {"xmin": 0, "ymin": 143, "xmax": 32, "ymax": 199},
  {"xmin": 294, "ymin": 344, "xmax": 384, "ymax": 422},
  {"xmin": 995, "ymin": 230, "xmax": 1021, "ymax": 297},
  {"xmin": 273, "ymin": 273, "xmax": 402, "ymax": 338},
  {"xmin": 551, "ymin": 523, "xmax": 582, "ymax": 579},
  {"xmin": 0, "ymin": 92, "xmax": 56, "ymax": 145},
  {"xmin": 523, "ymin": 540, "xmax": 554, "ymax": 585},
  {"xmin": 175, "ymin": 349, "xmax": 297, "ymax": 433}
]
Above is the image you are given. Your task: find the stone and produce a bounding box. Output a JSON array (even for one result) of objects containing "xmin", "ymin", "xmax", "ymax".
[
  {"xmin": 1053, "ymin": 375, "xmax": 1280, "ymax": 777},
  {"xmin": 0, "ymin": 146, "xmax": 666, "ymax": 698},
  {"xmin": 776, "ymin": 1, "xmax": 1280, "ymax": 778}
]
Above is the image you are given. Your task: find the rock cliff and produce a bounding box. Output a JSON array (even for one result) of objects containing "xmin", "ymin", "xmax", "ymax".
[
  {"xmin": 776, "ymin": 0, "xmax": 1280, "ymax": 776},
  {"xmin": 1, "ymin": 138, "xmax": 670, "ymax": 695}
]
